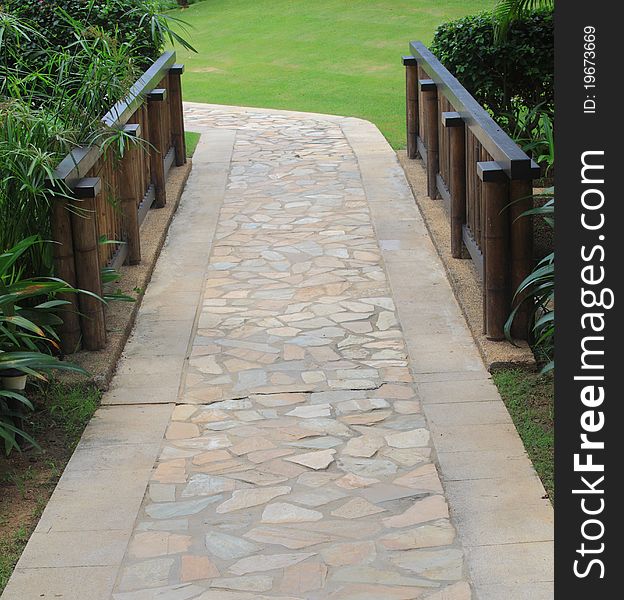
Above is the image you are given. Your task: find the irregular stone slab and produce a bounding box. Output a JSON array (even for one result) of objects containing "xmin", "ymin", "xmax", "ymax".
[
  {"xmin": 287, "ymin": 487, "xmax": 347, "ymax": 507},
  {"xmin": 331, "ymin": 497, "xmax": 386, "ymax": 519},
  {"xmin": 279, "ymin": 561, "xmax": 328, "ymax": 594},
  {"xmin": 340, "ymin": 410, "xmax": 392, "ymax": 426},
  {"xmin": 335, "ymin": 398, "xmax": 390, "ymax": 414},
  {"xmin": 297, "ymin": 471, "xmax": 342, "ymax": 488},
  {"xmin": 119, "ymin": 558, "xmax": 175, "ymax": 591},
  {"xmin": 425, "ymin": 581, "xmax": 472, "ymax": 600},
  {"xmin": 380, "ymin": 519, "xmax": 456, "ymax": 550},
  {"xmin": 149, "ymin": 484, "xmax": 177, "ymax": 503},
  {"xmin": 332, "ymin": 565, "xmax": 438, "ymax": 588},
  {"xmin": 113, "ymin": 584, "xmax": 205, "ymax": 600},
  {"xmin": 244, "ymin": 526, "xmax": 333, "ymax": 549},
  {"xmin": 383, "ymin": 495, "xmax": 449, "ymax": 528},
  {"xmin": 229, "ymin": 552, "xmax": 316, "ymax": 575},
  {"xmin": 287, "ymin": 436, "xmax": 343, "ymax": 450},
  {"xmin": 381, "ymin": 447, "xmax": 430, "ymax": 467},
  {"xmin": 129, "ymin": 531, "xmax": 192, "ymax": 558},
  {"xmin": 286, "ymin": 404, "xmax": 331, "ymax": 418},
  {"xmin": 193, "ymin": 449, "xmax": 233, "ymax": 465},
  {"xmin": 390, "ymin": 548, "xmax": 464, "ymax": 581},
  {"xmin": 327, "ymin": 584, "xmax": 432, "ymax": 600},
  {"xmin": 321, "ymin": 541, "xmax": 377, "ymax": 567},
  {"xmin": 146, "ymin": 496, "xmax": 223, "ymax": 519},
  {"xmin": 261, "ymin": 502, "xmax": 323, "ymax": 523},
  {"xmin": 393, "ymin": 463, "xmax": 443, "ymax": 493},
  {"xmin": 385, "ymin": 428, "xmax": 430, "ymax": 449},
  {"xmin": 335, "ymin": 473, "xmax": 380, "ymax": 489},
  {"xmin": 285, "ymin": 449, "xmax": 336, "ymax": 470},
  {"xmin": 342, "ymin": 435, "xmax": 384, "ymax": 458},
  {"xmin": 228, "ymin": 470, "xmax": 289, "ymax": 487},
  {"xmin": 137, "ymin": 519, "xmax": 189, "ymax": 532},
  {"xmin": 216, "ymin": 486, "xmax": 291, "ymax": 513},
  {"xmin": 210, "ymin": 575, "xmax": 273, "ymax": 593},
  {"xmin": 230, "ymin": 437, "xmax": 276, "ymax": 456},
  {"xmin": 205, "ymin": 531, "xmax": 261, "ymax": 560},
  {"xmin": 337, "ymin": 456, "xmax": 398, "ymax": 478},
  {"xmin": 299, "ymin": 418, "xmax": 353, "ymax": 437},
  {"xmin": 182, "ymin": 474, "xmax": 236, "ymax": 497},
  {"xmin": 181, "ymin": 555, "xmax": 220, "ymax": 581}
]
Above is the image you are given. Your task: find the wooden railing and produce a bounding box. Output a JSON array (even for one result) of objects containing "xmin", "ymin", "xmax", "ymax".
[
  {"xmin": 403, "ymin": 42, "xmax": 540, "ymax": 341},
  {"xmin": 51, "ymin": 51, "xmax": 187, "ymax": 353}
]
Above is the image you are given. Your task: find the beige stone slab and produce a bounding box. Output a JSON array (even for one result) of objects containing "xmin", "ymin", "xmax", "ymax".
[
  {"xmin": 416, "ymin": 379, "xmax": 501, "ymax": 404},
  {"xmin": 16, "ymin": 530, "xmax": 131, "ymax": 568},
  {"xmin": 466, "ymin": 542, "xmax": 553, "ymax": 587},
  {"xmin": 425, "ymin": 401, "xmax": 513, "ymax": 427},
  {"xmin": 1, "ymin": 566, "xmax": 118, "ymax": 600},
  {"xmin": 445, "ymin": 477, "xmax": 553, "ymax": 546},
  {"xmin": 429, "ymin": 423, "xmax": 527, "ymax": 454}
]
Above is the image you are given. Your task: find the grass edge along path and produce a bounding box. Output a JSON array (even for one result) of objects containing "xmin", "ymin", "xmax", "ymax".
[{"xmin": 493, "ymin": 369, "xmax": 554, "ymax": 502}]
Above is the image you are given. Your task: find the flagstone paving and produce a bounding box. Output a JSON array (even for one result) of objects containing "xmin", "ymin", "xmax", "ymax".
[
  {"xmin": 2, "ymin": 105, "xmax": 553, "ymax": 600},
  {"xmin": 110, "ymin": 108, "xmax": 471, "ymax": 599}
]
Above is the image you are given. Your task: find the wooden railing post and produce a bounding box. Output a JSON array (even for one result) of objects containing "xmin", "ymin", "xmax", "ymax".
[
  {"xmin": 70, "ymin": 178, "xmax": 106, "ymax": 351},
  {"xmin": 168, "ymin": 64, "xmax": 186, "ymax": 166},
  {"xmin": 509, "ymin": 178, "xmax": 535, "ymax": 340},
  {"xmin": 479, "ymin": 162, "xmax": 510, "ymax": 340},
  {"xmin": 420, "ymin": 79, "xmax": 439, "ymax": 198},
  {"xmin": 442, "ymin": 112, "xmax": 466, "ymax": 258},
  {"xmin": 147, "ymin": 88, "xmax": 167, "ymax": 208},
  {"xmin": 119, "ymin": 123, "xmax": 142, "ymax": 265},
  {"xmin": 403, "ymin": 56, "xmax": 418, "ymax": 159},
  {"xmin": 50, "ymin": 196, "xmax": 82, "ymax": 354}
]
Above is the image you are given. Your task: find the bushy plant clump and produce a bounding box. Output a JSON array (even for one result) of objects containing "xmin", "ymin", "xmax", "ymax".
[
  {"xmin": 4, "ymin": 0, "xmax": 170, "ymax": 65},
  {"xmin": 430, "ymin": 9, "xmax": 553, "ymax": 135}
]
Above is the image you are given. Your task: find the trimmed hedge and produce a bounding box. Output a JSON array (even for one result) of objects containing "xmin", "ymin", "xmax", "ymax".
[
  {"xmin": 4, "ymin": 0, "xmax": 161, "ymax": 63},
  {"xmin": 430, "ymin": 10, "xmax": 554, "ymax": 120}
]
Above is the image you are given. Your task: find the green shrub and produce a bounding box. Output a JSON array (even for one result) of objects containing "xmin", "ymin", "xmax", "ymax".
[
  {"xmin": 5, "ymin": 0, "xmax": 158, "ymax": 62},
  {"xmin": 430, "ymin": 10, "xmax": 553, "ymax": 130}
]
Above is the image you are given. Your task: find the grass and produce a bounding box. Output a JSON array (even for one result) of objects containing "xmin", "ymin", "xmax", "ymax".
[
  {"xmin": 493, "ymin": 369, "xmax": 554, "ymax": 502},
  {"xmin": 185, "ymin": 130, "xmax": 201, "ymax": 157},
  {"xmin": 172, "ymin": 0, "xmax": 496, "ymax": 148},
  {"xmin": 0, "ymin": 382, "xmax": 101, "ymax": 592}
]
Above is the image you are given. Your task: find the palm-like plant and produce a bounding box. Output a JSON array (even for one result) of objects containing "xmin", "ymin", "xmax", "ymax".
[
  {"xmin": 1, "ymin": 237, "xmax": 93, "ymax": 454},
  {"xmin": 505, "ymin": 197, "xmax": 554, "ymax": 372},
  {"xmin": 494, "ymin": 0, "xmax": 555, "ymax": 40}
]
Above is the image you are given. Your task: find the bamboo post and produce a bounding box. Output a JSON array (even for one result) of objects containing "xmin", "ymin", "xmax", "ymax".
[
  {"xmin": 479, "ymin": 162, "xmax": 510, "ymax": 340},
  {"xmin": 403, "ymin": 56, "xmax": 418, "ymax": 159},
  {"xmin": 119, "ymin": 123, "xmax": 142, "ymax": 265},
  {"xmin": 168, "ymin": 64, "xmax": 186, "ymax": 166},
  {"xmin": 70, "ymin": 178, "xmax": 106, "ymax": 351},
  {"xmin": 50, "ymin": 195, "xmax": 82, "ymax": 354},
  {"xmin": 420, "ymin": 79, "xmax": 439, "ymax": 198},
  {"xmin": 509, "ymin": 178, "xmax": 535, "ymax": 340},
  {"xmin": 443, "ymin": 112, "xmax": 466, "ymax": 258},
  {"xmin": 148, "ymin": 88, "xmax": 167, "ymax": 208}
]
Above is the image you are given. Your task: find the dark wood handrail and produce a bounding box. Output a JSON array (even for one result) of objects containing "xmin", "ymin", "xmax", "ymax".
[
  {"xmin": 409, "ymin": 41, "xmax": 538, "ymax": 180},
  {"xmin": 54, "ymin": 51, "xmax": 177, "ymax": 187}
]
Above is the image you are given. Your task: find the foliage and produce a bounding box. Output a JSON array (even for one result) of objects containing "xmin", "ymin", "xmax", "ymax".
[
  {"xmin": 505, "ymin": 197, "xmax": 554, "ymax": 372},
  {"xmin": 493, "ymin": 0, "xmax": 554, "ymax": 40},
  {"xmin": 430, "ymin": 9, "xmax": 553, "ymax": 135},
  {"xmin": 0, "ymin": 237, "xmax": 92, "ymax": 455},
  {"xmin": 493, "ymin": 368, "xmax": 553, "ymax": 500},
  {"xmin": 2, "ymin": 0, "xmax": 192, "ymax": 66}
]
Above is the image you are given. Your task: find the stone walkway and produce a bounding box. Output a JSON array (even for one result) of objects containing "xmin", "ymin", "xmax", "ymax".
[{"xmin": 2, "ymin": 104, "xmax": 553, "ymax": 600}]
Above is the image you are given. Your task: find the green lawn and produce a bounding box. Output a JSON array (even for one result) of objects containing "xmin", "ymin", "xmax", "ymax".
[{"xmin": 173, "ymin": 0, "xmax": 496, "ymax": 148}]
